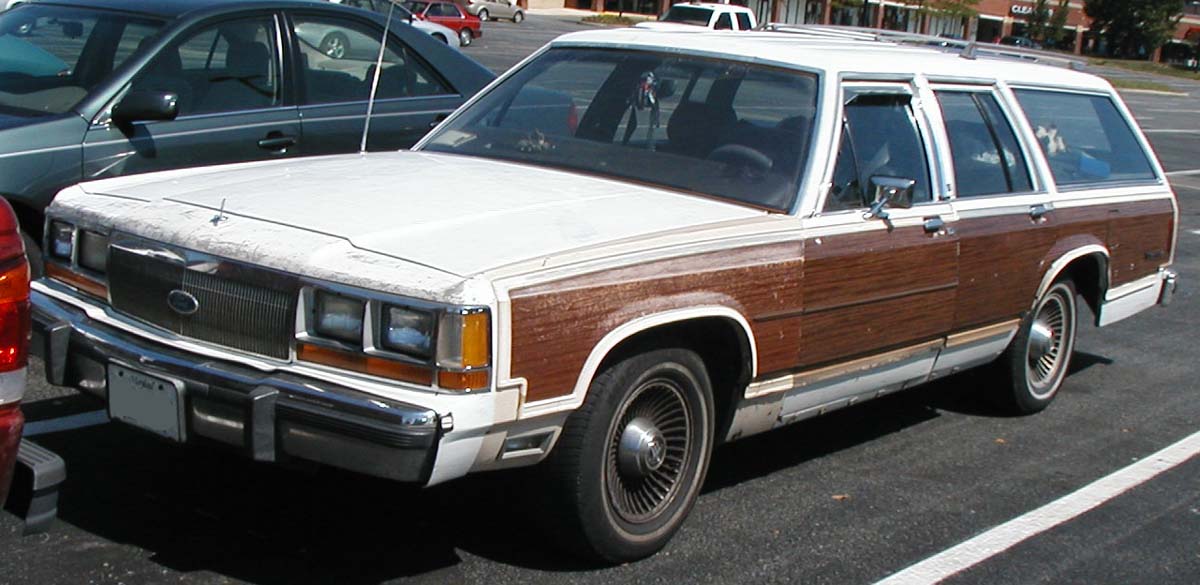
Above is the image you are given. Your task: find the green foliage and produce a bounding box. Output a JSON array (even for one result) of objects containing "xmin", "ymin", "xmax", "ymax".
[
  {"xmin": 916, "ymin": 0, "xmax": 981, "ymax": 18},
  {"xmin": 1048, "ymin": 0, "xmax": 1072, "ymax": 47},
  {"xmin": 1026, "ymin": 0, "xmax": 1052, "ymax": 41},
  {"xmin": 1084, "ymin": 0, "xmax": 1185, "ymax": 59}
]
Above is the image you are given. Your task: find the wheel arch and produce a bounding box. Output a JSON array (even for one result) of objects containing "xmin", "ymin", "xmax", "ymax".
[
  {"xmin": 1035, "ymin": 244, "xmax": 1108, "ymax": 322},
  {"xmin": 556, "ymin": 307, "xmax": 757, "ymax": 440}
]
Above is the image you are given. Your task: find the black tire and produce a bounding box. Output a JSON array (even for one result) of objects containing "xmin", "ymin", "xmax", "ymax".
[
  {"xmin": 432, "ymin": 33, "xmax": 448, "ymax": 44},
  {"xmin": 478, "ymin": 8, "xmax": 489, "ymax": 21},
  {"xmin": 458, "ymin": 27, "xmax": 472, "ymax": 47},
  {"xmin": 319, "ymin": 32, "xmax": 349, "ymax": 59},
  {"xmin": 512, "ymin": 10, "xmax": 524, "ymax": 23},
  {"xmin": 995, "ymin": 279, "xmax": 1077, "ymax": 414},
  {"xmin": 20, "ymin": 230, "xmax": 42, "ymax": 279},
  {"xmin": 544, "ymin": 347, "xmax": 714, "ymax": 563}
]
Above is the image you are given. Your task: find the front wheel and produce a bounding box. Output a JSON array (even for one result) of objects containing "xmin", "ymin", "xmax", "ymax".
[
  {"xmin": 458, "ymin": 28, "xmax": 472, "ymax": 46},
  {"xmin": 477, "ymin": 8, "xmax": 489, "ymax": 21},
  {"xmin": 995, "ymin": 279, "xmax": 1077, "ymax": 414},
  {"xmin": 544, "ymin": 348, "xmax": 714, "ymax": 563}
]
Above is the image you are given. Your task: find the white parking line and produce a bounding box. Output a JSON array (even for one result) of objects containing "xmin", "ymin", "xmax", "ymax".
[
  {"xmin": 1190, "ymin": 229, "xmax": 1200, "ymax": 236},
  {"xmin": 1142, "ymin": 129, "xmax": 1200, "ymax": 134},
  {"xmin": 874, "ymin": 429, "xmax": 1200, "ymax": 585},
  {"xmin": 1166, "ymin": 169, "xmax": 1200, "ymax": 176},
  {"xmin": 22, "ymin": 410, "xmax": 110, "ymax": 437}
]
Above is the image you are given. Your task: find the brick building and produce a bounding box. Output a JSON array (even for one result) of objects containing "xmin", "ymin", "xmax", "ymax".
[{"xmin": 527, "ymin": 0, "xmax": 1200, "ymax": 59}]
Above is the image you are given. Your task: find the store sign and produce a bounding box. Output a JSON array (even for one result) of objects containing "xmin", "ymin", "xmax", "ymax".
[{"xmin": 1011, "ymin": 4, "xmax": 1033, "ymax": 15}]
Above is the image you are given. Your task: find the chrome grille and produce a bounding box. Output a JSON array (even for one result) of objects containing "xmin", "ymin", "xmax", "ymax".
[{"xmin": 108, "ymin": 239, "xmax": 298, "ymax": 360}]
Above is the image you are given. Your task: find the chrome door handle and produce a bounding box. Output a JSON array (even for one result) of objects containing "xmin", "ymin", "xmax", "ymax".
[
  {"xmin": 1030, "ymin": 204, "xmax": 1051, "ymax": 220},
  {"xmin": 923, "ymin": 216, "xmax": 946, "ymax": 234},
  {"xmin": 257, "ymin": 135, "xmax": 296, "ymax": 150}
]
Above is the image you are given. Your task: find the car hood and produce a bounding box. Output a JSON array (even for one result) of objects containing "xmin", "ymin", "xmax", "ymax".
[{"xmin": 77, "ymin": 152, "xmax": 765, "ymax": 276}]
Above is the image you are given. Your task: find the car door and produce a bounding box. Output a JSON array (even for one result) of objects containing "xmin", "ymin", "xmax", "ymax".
[
  {"xmin": 425, "ymin": 2, "xmax": 466, "ymax": 31},
  {"xmin": 82, "ymin": 14, "xmax": 302, "ymax": 181},
  {"xmin": 933, "ymin": 85, "xmax": 1053, "ymax": 332},
  {"xmin": 288, "ymin": 11, "xmax": 462, "ymax": 154},
  {"xmin": 782, "ymin": 82, "xmax": 959, "ymax": 418}
]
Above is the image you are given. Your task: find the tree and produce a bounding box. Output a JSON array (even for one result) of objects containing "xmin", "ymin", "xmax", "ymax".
[
  {"xmin": 1048, "ymin": 0, "xmax": 1072, "ymax": 48},
  {"xmin": 1026, "ymin": 0, "xmax": 1052, "ymax": 42},
  {"xmin": 1084, "ymin": 0, "xmax": 1186, "ymax": 59}
]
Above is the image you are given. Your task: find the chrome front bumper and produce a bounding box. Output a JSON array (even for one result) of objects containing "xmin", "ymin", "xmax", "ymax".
[
  {"xmin": 31, "ymin": 289, "xmax": 442, "ymax": 484},
  {"xmin": 1160, "ymin": 269, "xmax": 1178, "ymax": 306}
]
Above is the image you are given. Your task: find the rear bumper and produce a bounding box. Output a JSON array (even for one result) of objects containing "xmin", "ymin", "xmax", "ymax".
[
  {"xmin": 32, "ymin": 288, "xmax": 443, "ymax": 484},
  {"xmin": 1159, "ymin": 269, "xmax": 1178, "ymax": 307}
]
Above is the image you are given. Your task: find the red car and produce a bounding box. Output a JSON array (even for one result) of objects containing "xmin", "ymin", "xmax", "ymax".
[
  {"xmin": 404, "ymin": 0, "xmax": 481, "ymax": 46},
  {"xmin": 0, "ymin": 197, "xmax": 30, "ymax": 506}
]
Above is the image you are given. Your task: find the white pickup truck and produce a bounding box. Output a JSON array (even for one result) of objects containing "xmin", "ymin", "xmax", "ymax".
[{"xmin": 635, "ymin": 1, "xmax": 757, "ymax": 31}]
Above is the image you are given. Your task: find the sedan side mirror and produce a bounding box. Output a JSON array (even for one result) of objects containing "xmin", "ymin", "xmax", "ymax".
[
  {"xmin": 864, "ymin": 175, "xmax": 915, "ymax": 220},
  {"xmin": 112, "ymin": 91, "xmax": 179, "ymax": 127}
]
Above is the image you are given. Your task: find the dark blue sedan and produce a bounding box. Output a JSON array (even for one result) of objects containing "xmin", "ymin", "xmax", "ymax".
[{"xmin": 0, "ymin": 0, "xmax": 494, "ymax": 272}]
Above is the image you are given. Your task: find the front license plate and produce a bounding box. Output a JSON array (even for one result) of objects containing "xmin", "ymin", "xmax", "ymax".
[{"xmin": 108, "ymin": 364, "xmax": 186, "ymax": 442}]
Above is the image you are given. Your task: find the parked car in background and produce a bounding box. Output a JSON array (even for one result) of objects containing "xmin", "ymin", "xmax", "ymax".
[
  {"xmin": 1000, "ymin": 35, "xmax": 1042, "ymax": 49},
  {"xmin": 0, "ymin": 198, "xmax": 29, "ymax": 508},
  {"xmin": 636, "ymin": 1, "xmax": 757, "ymax": 31},
  {"xmin": 325, "ymin": 0, "xmax": 461, "ymax": 45},
  {"xmin": 404, "ymin": 0, "xmax": 480, "ymax": 46},
  {"xmin": 462, "ymin": 0, "xmax": 523, "ymax": 23},
  {"xmin": 31, "ymin": 27, "xmax": 1178, "ymax": 564},
  {"xmin": 0, "ymin": 0, "xmax": 493, "ymax": 274}
]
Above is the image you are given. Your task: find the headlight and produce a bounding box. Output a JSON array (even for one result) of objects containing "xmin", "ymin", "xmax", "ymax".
[
  {"xmin": 312, "ymin": 291, "xmax": 364, "ymax": 343},
  {"xmin": 381, "ymin": 305, "xmax": 433, "ymax": 359},
  {"xmin": 49, "ymin": 221, "xmax": 74, "ymax": 260},
  {"xmin": 78, "ymin": 230, "xmax": 109, "ymax": 273}
]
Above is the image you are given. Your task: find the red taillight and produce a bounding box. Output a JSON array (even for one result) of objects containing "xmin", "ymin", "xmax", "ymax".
[{"xmin": 0, "ymin": 258, "xmax": 30, "ymax": 373}]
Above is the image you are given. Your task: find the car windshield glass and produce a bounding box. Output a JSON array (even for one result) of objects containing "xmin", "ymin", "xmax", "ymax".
[
  {"xmin": 0, "ymin": 4, "xmax": 164, "ymax": 116},
  {"xmin": 421, "ymin": 48, "xmax": 819, "ymax": 212},
  {"xmin": 661, "ymin": 6, "xmax": 712, "ymax": 25}
]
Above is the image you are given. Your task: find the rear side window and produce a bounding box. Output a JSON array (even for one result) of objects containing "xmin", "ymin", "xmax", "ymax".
[
  {"xmin": 736, "ymin": 13, "xmax": 752, "ymax": 30},
  {"xmin": 937, "ymin": 91, "xmax": 1032, "ymax": 197},
  {"xmin": 1014, "ymin": 89, "xmax": 1157, "ymax": 187}
]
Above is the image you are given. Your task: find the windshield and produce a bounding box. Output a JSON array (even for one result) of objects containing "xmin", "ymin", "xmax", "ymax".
[
  {"xmin": 421, "ymin": 48, "xmax": 819, "ymax": 212},
  {"xmin": 661, "ymin": 6, "xmax": 713, "ymax": 25},
  {"xmin": 0, "ymin": 4, "xmax": 164, "ymax": 116}
]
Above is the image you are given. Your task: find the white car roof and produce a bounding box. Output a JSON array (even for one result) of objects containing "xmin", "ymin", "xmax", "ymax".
[{"xmin": 548, "ymin": 28, "xmax": 1111, "ymax": 92}]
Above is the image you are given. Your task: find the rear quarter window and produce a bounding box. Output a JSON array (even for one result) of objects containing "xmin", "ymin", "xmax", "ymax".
[{"xmin": 1014, "ymin": 89, "xmax": 1158, "ymax": 187}]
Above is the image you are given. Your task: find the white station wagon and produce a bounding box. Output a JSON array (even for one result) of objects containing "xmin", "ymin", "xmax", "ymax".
[{"xmin": 32, "ymin": 28, "xmax": 1178, "ymax": 562}]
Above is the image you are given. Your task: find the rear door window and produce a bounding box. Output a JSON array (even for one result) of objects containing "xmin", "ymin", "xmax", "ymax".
[
  {"xmin": 936, "ymin": 91, "xmax": 1032, "ymax": 197},
  {"xmin": 1014, "ymin": 89, "xmax": 1157, "ymax": 187}
]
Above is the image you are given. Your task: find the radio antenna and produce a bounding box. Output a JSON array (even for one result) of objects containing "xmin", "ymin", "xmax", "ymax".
[{"xmin": 360, "ymin": 1, "xmax": 397, "ymax": 154}]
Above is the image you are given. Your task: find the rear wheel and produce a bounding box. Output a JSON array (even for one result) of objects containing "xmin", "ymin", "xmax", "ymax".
[
  {"xmin": 432, "ymin": 32, "xmax": 448, "ymax": 44},
  {"xmin": 478, "ymin": 8, "xmax": 489, "ymax": 21},
  {"xmin": 512, "ymin": 10, "xmax": 524, "ymax": 23},
  {"xmin": 995, "ymin": 279, "xmax": 1077, "ymax": 414},
  {"xmin": 544, "ymin": 348, "xmax": 714, "ymax": 563},
  {"xmin": 458, "ymin": 27, "xmax": 472, "ymax": 46}
]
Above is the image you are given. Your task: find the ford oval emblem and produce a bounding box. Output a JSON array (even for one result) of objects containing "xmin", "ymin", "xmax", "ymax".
[{"xmin": 167, "ymin": 289, "xmax": 200, "ymax": 316}]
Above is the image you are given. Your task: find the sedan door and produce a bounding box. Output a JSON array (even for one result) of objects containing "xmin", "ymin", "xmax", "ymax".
[
  {"xmin": 288, "ymin": 11, "xmax": 464, "ymax": 154},
  {"xmin": 82, "ymin": 14, "xmax": 302, "ymax": 181}
]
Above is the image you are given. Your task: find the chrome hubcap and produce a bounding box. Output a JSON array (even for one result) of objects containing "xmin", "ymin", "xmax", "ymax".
[
  {"xmin": 1027, "ymin": 292, "xmax": 1068, "ymax": 395},
  {"xmin": 618, "ymin": 418, "xmax": 667, "ymax": 479},
  {"xmin": 606, "ymin": 380, "xmax": 691, "ymax": 524}
]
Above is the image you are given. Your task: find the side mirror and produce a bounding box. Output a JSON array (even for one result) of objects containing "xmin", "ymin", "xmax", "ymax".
[
  {"xmin": 112, "ymin": 91, "xmax": 179, "ymax": 127},
  {"xmin": 863, "ymin": 176, "xmax": 915, "ymax": 220}
]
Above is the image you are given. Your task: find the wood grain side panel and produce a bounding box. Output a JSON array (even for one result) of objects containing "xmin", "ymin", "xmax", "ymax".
[
  {"xmin": 799, "ymin": 288, "xmax": 957, "ymax": 368},
  {"xmin": 510, "ymin": 242, "xmax": 804, "ymax": 403},
  {"xmin": 954, "ymin": 213, "xmax": 1073, "ymax": 329},
  {"xmin": 798, "ymin": 226, "xmax": 959, "ymax": 370},
  {"xmin": 1106, "ymin": 198, "xmax": 1175, "ymax": 287}
]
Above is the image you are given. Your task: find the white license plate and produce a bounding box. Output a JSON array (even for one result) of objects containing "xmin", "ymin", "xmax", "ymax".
[{"xmin": 108, "ymin": 364, "xmax": 186, "ymax": 442}]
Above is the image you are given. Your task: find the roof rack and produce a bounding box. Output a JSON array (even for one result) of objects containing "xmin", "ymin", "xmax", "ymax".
[{"xmin": 759, "ymin": 23, "xmax": 1086, "ymax": 70}]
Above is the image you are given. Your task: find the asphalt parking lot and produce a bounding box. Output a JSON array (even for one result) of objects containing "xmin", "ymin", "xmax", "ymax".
[{"xmin": 3, "ymin": 14, "xmax": 1200, "ymax": 585}]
